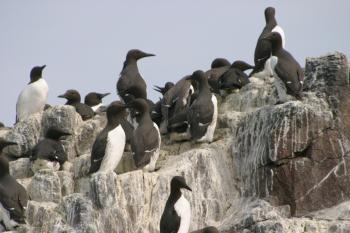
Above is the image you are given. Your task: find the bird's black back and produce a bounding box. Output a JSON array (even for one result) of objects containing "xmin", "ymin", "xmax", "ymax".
[
  {"xmin": 30, "ymin": 138, "xmax": 67, "ymax": 165},
  {"xmin": 72, "ymin": 103, "xmax": 94, "ymax": 121}
]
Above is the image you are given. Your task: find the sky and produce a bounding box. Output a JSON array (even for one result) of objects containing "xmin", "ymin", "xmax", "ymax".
[{"xmin": 0, "ymin": 1, "xmax": 349, "ymax": 126}]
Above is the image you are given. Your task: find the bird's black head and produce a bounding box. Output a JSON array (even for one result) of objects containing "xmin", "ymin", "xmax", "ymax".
[
  {"xmin": 106, "ymin": 101, "xmax": 127, "ymax": 123},
  {"xmin": 153, "ymin": 82, "xmax": 174, "ymax": 95},
  {"xmin": 45, "ymin": 127, "xmax": 71, "ymax": 140},
  {"xmin": 170, "ymin": 176, "xmax": 192, "ymax": 192},
  {"xmin": 187, "ymin": 70, "xmax": 206, "ymax": 82},
  {"xmin": 29, "ymin": 65, "xmax": 46, "ymax": 83},
  {"xmin": 125, "ymin": 98, "xmax": 150, "ymax": 114},
  {"xmin": 126, "ymin": 49, "xmax": 155, "ymax": 61},
  {"xmin": 58, "ymin": 89, "xmax": 81, "ymax": 104},
  {"xmin": 84, "ymin": 92, "xmax": 110, "ymax": 106},
  {"xmin": 218, "ymin": 68, "xmax": 250, "ymax": 90},
  {"xmin": 262, "ymin": 32, "xmax": 283, "ymax": 51},
  {"xmin": 211, "ymin": 58, "xmax": 230, "ymax": 69},
  {"xmin": 264, "ymin": 7, "xmax": 276, "ymax": 23}
]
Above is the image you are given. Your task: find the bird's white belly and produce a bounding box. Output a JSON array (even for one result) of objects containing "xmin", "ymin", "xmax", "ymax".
[
  {"xmin": 0, "ymin": 202, "xmax": 18, "ymax": 230},
  {"xmin": 99, "ymin": 125, "xmax": 126, "ymax": 172},
  {"xmin": 16, "ymin": 79, "xmax": 48, "ymax": 121},
  {"xmin": 174, "ymin": 194, "xmax": 191, "ymax": 233},
  {"xmin": 91, "ymin": 103, "xmax": 103, "ymax": 112}
]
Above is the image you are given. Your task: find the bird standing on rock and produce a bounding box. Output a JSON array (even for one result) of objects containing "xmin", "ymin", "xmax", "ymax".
[
  {"xmin": 251, "ymin": 7, "xmax": 285, "ymax": 76},
  {"xmin": 58, "ymin": 89, "xmax": 94, "ymax": 121},
  {"xmin": 126, "ymin": 98, "xmax": 161, "ymax": 172},
  {"xmin": 205, "ymin": 58, "xmax": 231, "ymax": 94},
  {"xmin": 116, "ymin": 49, "xmax": 155, "ymax": 104},
  {"xmin": 0, "ymin": 139, "xmax": 28, "ymax": 231},
  {"xmin": 16, "ymin": 65, "xmax": 48, "ymax": 122},
  {"xmin": 30, "ymin": 127, "xmax": 71, "ymax": 173},
  {"xmin": 262, "ymin": 32, "xmax": 304, "ymax": 99},
  {"xmin": 89, "ymin": 101, "xmax": 127, "ymax": 174},
  {"xmin": 186, "ymin": 70, "xmax": 218, "ymax": 143}
]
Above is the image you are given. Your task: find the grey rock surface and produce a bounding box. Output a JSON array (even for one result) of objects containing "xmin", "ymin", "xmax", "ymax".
[{"xmin": 4, "ymin": 52, "xmax": 350, "ymax": 233}]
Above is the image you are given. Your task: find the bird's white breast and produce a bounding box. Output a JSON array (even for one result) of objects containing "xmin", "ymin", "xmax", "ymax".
[
  {"xmin": 174, "ymin": 194, "xmax": 191, "ymax": 233},
  {"xmin": 91, "ymin": 103, "xmax": 103, "ymax": 112},
  {"xmin": 16, "ymin": 79, "xmax": 48, "ymax": 121},
  {"xmin": 272, "ymin": 25, "xmax": 286, "ymax": 48},
  {"xmin": 99, "ymin": 125, "xmax": 126, "ymax": 172}
]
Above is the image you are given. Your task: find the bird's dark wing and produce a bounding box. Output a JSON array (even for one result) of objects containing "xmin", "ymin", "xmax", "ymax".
[
  {"xmin": 0, "ymin": 180, "xmax": 26, "ymax": 223},
  {"xmin": 275, "ymin": 57, "xmax": 303, "ymax": 97},
  {"xmin": 188, "ymin": 99, "xmax": 214, "ymax": 140},
  {"xmin": 74, "ymin": 104, "xmax": 94, "ymax": 121},
  {"xmin": 131, "ymin": 125, "xmax": 159, "ymax": 168},
  {"xmin": 121, "ymin": 119, "xmax": 134, "ymax": 143},
  {"xmin": 160, "ymin": 202, "xmax": 180, "ymax": 233},
  {"xmin": 89, "ymin": 128, "xmax": 108, "ymax": 173}
]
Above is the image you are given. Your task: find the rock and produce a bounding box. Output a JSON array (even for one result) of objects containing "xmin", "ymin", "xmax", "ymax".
[
  {"xmin": 26, "ymin": 201, "xmax": 58, "ymax": 228},
  {"xmin": 27, "ymin": 169, "xmax": 62, "ymax": 203},
  {"xmin": 58, "ymin": 193, "xmax": 99, "ymax": 232},
  {"xmin": 75, "ymin": 114, "xmax": 106, "ymax": 156},
  {"xmin": 73, "ymin": 153, "xmax": 91, "ymax": 178},
  {"xmin": 57, "ymin": 171, "xmax": 75, "ymax": 197},
  {"xmin": 3, "ymin": 113, "xmax": 42, "ymax": 157},
  {"xmin": 9, "ymin": 158, "xmax": 33, "ymax": 179},
  {"xmin": 89, "ymin": 172, "xmax": 117, "ymax": 208}
]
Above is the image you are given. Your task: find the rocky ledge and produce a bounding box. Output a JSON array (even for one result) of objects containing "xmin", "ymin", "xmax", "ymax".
[{"xmin": 1, "ymin": 52, "xmax": 350, "ymax": 233}]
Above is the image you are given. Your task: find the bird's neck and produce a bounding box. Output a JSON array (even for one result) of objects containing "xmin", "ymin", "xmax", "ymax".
[
  {"xmin": 107, "ymin": 117, "xmax": 121, "ymax": 128},
  {"xmin": 266, "ymin": 16, "xmax": 277, "ymax": 29},
  {"xmin": 197, "ymin": 80, "xmax": 211, "ymax": 95},
  {"xmin": 169, "ymin": 188, "xmax": 182, "ymax": 201},
  {"xmin": 122, "ymin": 59, "xmax": 138, "ymax": 71},
  {"xmin": 66, "ymin": 99, "xmax": 80, "ymax": 105},
  {"xmin": 271, "ymin": 42, "xmax": 283, "ymax": 55},
  {"xmin": 138, "ymin": 112, "xmax": 152, "ymax": 125}
]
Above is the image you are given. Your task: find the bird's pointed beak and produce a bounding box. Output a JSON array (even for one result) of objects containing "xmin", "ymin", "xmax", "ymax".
[
  {"xmin": 184, "ymin": 184, "xmax": 192, "ymax": 192},
  {"xmin": 41, "ymin": 65, "xmax": 46, "ymax": 70},
  {"xmin": 144, "ymin": 53, "xmax": 155, "ymax": 57},
  {"xmin": 6, "ymin": 141, "xmax": 17, "ymax": 146},
  {"xmin": 61, "ymin": 132, "xmax": 71, "ymax": 136},
  {"xmin": 153, "ymin": 85, "xmax": 164, "ymax": 93},
  {"xmin": 101, "ymin": 93, "xmax": 110, "ymax": 98},
  {"xmin": 58, "ymin": 94, "xmax": 66, "ymax": 98}
]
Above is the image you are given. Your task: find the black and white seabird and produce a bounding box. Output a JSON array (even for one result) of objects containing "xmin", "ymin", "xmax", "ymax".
[
  {"xmin": 126, "ymin": 98, "xmax": 161, "ymax": 172},
  {"xmin": 84, "ymin": 92, "xmax": 110, "ymax": 112},
  {"xmin": 30, "ymin": 127, "xmax": 71, "ymax": 172},
  {"xmin": 89, "ymin": 101, "xmax": 127, "ymax": 174},
  {"xmin": 251, "ymin": 7, "xmax": 285, "ymax": 76},
  {"xmin": 58, "ymin": 89, "xmax": 95, "ymax": 121},
  {"xmin": 160, "ymin": 76, "xmax": 194, "ymax": 134},
  {"xmin": 116, "ymin": 49, "xmax": 155, "ymax": 104},
  {"xmin": 262, "ymin": 32, "xmax": 304, "ymax": 98},
  {"xmin": 16, "ymin": 65, "xmax": 48, "ymax": 122},
  {"xmin": 186, "ymin": 70, "xmax": 218, "ymax": 143},
  {"xmin": 160, "ymin": 176, "xmax": 192, "ymax": 233},
  {"xmin": 205, "ymin": 58, "xmax": 231, "ymax": 94},
  {"xmin": 218, "ymin": 61, "xmax": 254, "ymax": 92},
  {"xmin": 152, "ymin": 82, "xmax": 175, "ymax": 125},
  {"xmin": 0, "ymin": 139, "xmax": 28, "ymax": 231}
]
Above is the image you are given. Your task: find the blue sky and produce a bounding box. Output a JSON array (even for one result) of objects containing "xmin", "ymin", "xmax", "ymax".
[{"xmin": 0, "ymin": 1, "xmax": 349, "ymax": 126}]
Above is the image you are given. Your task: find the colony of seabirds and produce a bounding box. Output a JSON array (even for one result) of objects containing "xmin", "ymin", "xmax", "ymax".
[{"xmin": 0, "ymin": 7, "xmax": 304, "ymax": 233}]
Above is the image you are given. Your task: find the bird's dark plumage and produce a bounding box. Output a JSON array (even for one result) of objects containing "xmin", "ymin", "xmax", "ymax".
[
  {"xmin": 218, "ymin": 61, "xmax": 253, "ymax": 91},
  {"xmin": 160, "ymin": 76, "xmax": 193, "ymax": 134},
  {"xmin": 30, "ymin": 127, "xmax": 70, "ymax": 166},
  {"xmin": 186, "ymin": 70, "xmax": 215, "ymax": 141},
  {"xmin": 263, "ymin": 32, "xmax": 303, "ymax": 98},
  {"xmin": 58, "ymin": 89, "xmax": 94, "ymax": 121},
  {"xmin": 0, "ymin": 139, "xmax": 28, "ymax": 227},
  {"xmin": 126, "ymin": 98, "xmax": 160, "ymax": 169},
  {"xmin": 251, "ymin": 7, "xmax": 279, "ymax": 75},
  {"xmin": 117, "ymin": 49, "xmax": 155, "ymax": 103},
  {"xmin": 206, "ymin": 58, "xmax": 231, "ymax": 93},
  {"xmin": 160, "ymin": 176, "xmax": 192, "ymax": 233}
]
